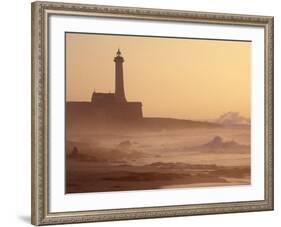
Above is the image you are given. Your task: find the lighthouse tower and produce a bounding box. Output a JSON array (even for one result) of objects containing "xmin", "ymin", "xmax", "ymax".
[{"xmin": 114, "ymin": 49, "xmax": 127, "ymax": 103}]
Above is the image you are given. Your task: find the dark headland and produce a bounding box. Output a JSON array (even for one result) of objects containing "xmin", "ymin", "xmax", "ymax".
[{"xmin": 66, "ymin": 112, "xmax": 219, "ymax": 132}]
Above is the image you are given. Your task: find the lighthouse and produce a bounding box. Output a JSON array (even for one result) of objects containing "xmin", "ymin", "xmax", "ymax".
[
  {"xmin": 68, "ymin": 49, "xmax": 142, "ymax": 123},
  {"xmin": 114, "ymin": 49, "xmax": 127, "ymax": 103}
]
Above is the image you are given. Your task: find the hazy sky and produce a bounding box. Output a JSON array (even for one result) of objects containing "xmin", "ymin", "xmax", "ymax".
[{"xmin": 66, "ymin": 33, "xmax": 251, "ymax": 120}]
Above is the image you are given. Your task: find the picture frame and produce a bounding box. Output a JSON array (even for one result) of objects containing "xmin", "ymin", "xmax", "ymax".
[{"xmin": 31, "ymin": 1, "xmax": 274, "ymax": 225}]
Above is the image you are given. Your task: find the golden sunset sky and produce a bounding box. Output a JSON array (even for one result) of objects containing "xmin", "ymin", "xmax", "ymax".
[{"xmin": 66, "ymin": 33, "xmax": 251, "ymax": 120}]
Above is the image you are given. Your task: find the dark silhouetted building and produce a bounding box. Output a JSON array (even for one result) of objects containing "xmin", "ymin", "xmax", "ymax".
[{"xmin": 67, "ymin": 49, "xmax": 143, "ymax": 124}]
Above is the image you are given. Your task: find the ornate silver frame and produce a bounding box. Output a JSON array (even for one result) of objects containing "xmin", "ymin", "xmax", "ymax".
[{"xmin": 31, "ymin": 1, "xmax": 274, "ymax": 225}]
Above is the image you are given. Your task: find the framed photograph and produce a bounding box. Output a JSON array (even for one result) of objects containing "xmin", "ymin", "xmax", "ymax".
[{"xmin": 31, "ymin": 1, "xmax": 274, "ymax": 225}]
